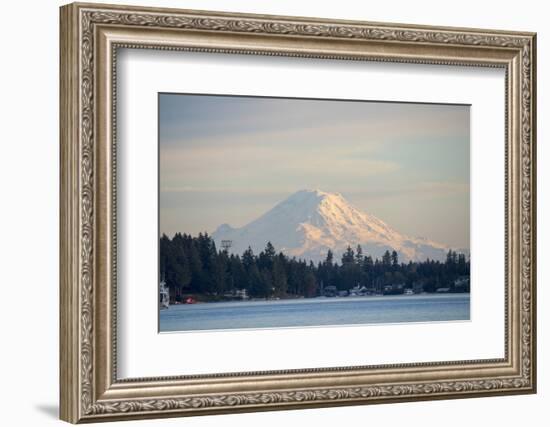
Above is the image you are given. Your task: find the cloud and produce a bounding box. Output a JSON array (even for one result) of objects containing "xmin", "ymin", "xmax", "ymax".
[
  {"xmin": 160, "ymin": 139, "xmax": 400, "ymax": 194},
  {"xmin": 347, "ymin": 181, "xmax": 469, "ymax": 203},
  {"xmin": 160, "ymin": 94, "xmax": 469, "ymax": 151},
  {"xmin": 159, "ymin": 95, "xmax": 470, "ymax": 247}
]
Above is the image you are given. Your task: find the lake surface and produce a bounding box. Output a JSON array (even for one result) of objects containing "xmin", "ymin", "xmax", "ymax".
[{"xmin": 159, "ymin": 293, "xmax": 470, "ymax": 332}]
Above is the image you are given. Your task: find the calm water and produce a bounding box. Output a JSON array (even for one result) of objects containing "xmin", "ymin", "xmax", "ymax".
[{"xmin": 159, "ymin": 293, "xmax": 470, "ymax": 332}]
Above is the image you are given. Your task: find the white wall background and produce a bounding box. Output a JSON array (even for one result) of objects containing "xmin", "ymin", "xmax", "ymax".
[{"xmin": 0, "ymin": 0, "xmax": 545, "ymax": 426}]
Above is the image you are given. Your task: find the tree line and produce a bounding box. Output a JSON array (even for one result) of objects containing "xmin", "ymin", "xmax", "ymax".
[{"xmin": 160, "ymin": 233, "xmax": 470, "ymax": 302}]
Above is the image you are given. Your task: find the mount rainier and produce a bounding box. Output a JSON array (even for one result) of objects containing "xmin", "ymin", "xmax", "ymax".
[{"xmin": 212, "ymin": 189, "xmax": 456, "ymax": 263}]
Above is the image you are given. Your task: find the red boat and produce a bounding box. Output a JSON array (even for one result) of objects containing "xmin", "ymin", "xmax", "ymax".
[{"xmin": 185, "ymin": 297, "xmax": 197, "ymax": 304}]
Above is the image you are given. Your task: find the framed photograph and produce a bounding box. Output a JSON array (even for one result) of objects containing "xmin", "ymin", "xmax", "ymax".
[{"xmin": 60, "ymin": 2, "xmax": 537, "ymax": 423}]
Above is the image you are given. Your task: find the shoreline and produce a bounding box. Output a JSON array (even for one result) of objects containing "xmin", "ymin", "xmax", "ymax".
[{"xmin": 167, "ymin": 291, "xmax": 470, "ymax": 306}]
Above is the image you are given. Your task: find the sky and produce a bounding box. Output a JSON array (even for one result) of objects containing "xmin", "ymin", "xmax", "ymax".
[{"xmin": 159, "ymin": 93, "xmax": 470, "ymax": 249}]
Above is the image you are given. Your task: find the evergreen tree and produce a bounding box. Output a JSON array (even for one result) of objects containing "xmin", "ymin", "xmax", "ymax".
[
  {"xmin": 242, "ymin": 246, "xmax": 255, "ymax": 270},
  {"xmin": 341, "ymin": 246, "xmax": 355, "ymax": 265},
  {"xmin": 325, "ymin": 249, "xmax": 334, "ymax": 266},
  {"xmin": 228, "ymin": 255, "xmax": 246, "ymax": 291},
  {"xmin": 272, "ymin": 255, "xmax": 288, "ymax": 296},
  {"xmin": 258, "ymin": 241, "xmax": 276, "ymax": 271},
  {"xmin": 265, "ymin": 241, "xmax": 276, "ymax": 258},
  {"xmin": 391, "ymin": 250, "xmax": 399, "ymax": 268},
  {"xmin": 248, "ymin": 264, "xmax": 264, "ymax": 297},
  {"xmin": 458, "ymin": 253, "xmax": 467, "ymax": 275},
  {"xmin": 159, "ymin": 233, "xmax": 470, "ymax": 299},
  {"xmin": 303, "ymin": 271, "xmax": 318, "ymax": 298},
  {"xmin": 211, "ymin": 251, "xmax": 228, "ymax": 295},
  {"xmin": 287, "ymin": 259, "xmax": 300, "ymax": 295},
  {"xmin": 355, "ymin": 245, "xmax": 363, "ymax": 264},
  {"xmin": 362, "ymin": 255, "xmax": 374, "ymax": 288},
  {"xmin": 382, "ymin": 250, "xmax": 392, "ymax": 266}
]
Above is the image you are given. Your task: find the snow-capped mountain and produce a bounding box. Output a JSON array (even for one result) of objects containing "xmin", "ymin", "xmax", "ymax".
[{"xmin": 212, "ymin": 189, "xmax": 455, "ymax": 263}]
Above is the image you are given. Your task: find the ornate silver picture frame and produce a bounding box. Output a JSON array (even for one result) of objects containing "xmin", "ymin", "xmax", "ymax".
[{"xmin": 60, "ymin": 2, "xmax": 536, "ymax": 423}]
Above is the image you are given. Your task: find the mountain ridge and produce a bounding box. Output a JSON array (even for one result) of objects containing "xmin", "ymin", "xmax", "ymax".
[{"xmin": 212, "ymin": 189, "xmax": 460, "ymax": 263}]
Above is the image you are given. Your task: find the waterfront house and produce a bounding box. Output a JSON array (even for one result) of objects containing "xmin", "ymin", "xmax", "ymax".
[
  {"xmin": 412, "ymin": 282, "xmax": 424, "ymax": 294},
  {"xmin": 324, "ymin": 285, "xmax": 337, "ymax": 297},
  {"xmin": 349, "ymin": 285, "xmax": 368, "ymax": 296},
  {"xmin": 453, "ymin": 276, "xmax": 470, "ymax": 292},
  {"xmin": 383, "ymin": 283, "xmax": 405, "ymax": 295},
  {"xmin": 235, "ymin": 288, "xmax": 249, "ymax": 300}
]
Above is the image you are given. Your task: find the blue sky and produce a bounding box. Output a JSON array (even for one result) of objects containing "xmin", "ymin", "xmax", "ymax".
[{"xmin": 159, "ymin": 94, "xmax": 470, "ymax": 249}]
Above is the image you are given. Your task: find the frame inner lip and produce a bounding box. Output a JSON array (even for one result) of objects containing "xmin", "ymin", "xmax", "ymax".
[{"xmin": 109, "ymin": 41, "xmax": 511, "ymax": 383}]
